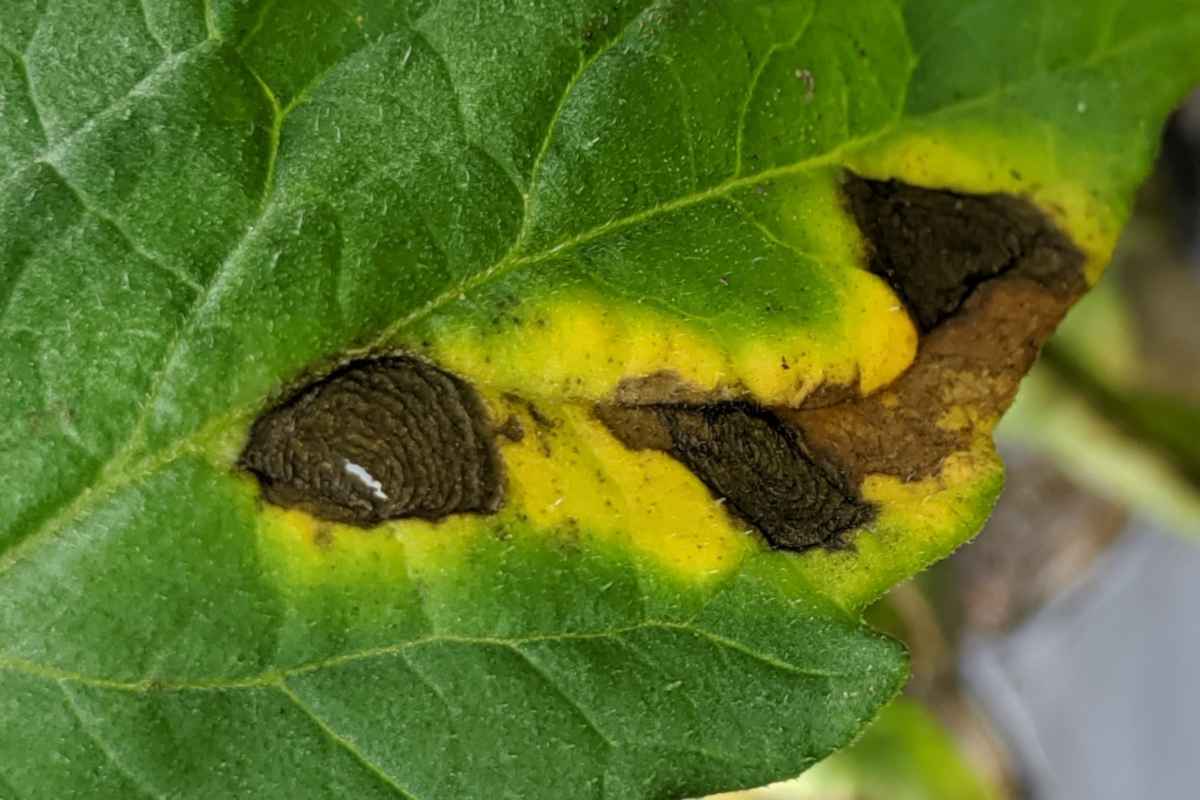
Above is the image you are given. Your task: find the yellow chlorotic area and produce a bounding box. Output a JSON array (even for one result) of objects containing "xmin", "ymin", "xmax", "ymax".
[
  {"xmin": 249, "ymin": 392, "xmax": 758, "ymax": 589},
  {"xmin": 429, "ymin": 293, "xmax": 734, "ymax": 401},
  {"xmin": 252, "ymin": 492, "xmax": 483, "ymax": 589},
  {"xmin": 421, "ymin": 163, "xmax": 920, "ymax": 410},
  {"xmin": 798, "ymin": 439, "xmax": 1004, "ymax": 611},
  {"xmin": 428, "ymin": 278, "xmax": 916, "ymax": 409},
  {"xmin": 249, "ymin": 379, "xmax": 1003, "ymax": 611},
  {"xmin": 847, "ymin": 124, "xmax": 1122, "ymax": 283},
  {"xmin": 490, "ymin": 394, "xmax": 756, "ymax": 581}
]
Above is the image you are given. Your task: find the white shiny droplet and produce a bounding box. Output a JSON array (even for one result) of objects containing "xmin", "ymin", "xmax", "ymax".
[{"xmin": 343, "ymin": 459, "xmax": 388, "ymax": 500}]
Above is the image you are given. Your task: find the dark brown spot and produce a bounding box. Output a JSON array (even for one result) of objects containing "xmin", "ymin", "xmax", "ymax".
[
  {"xmin": 240, "ymin": 357, "xmax": 503, "ymax": 526},
  {"xmin": 596, "ymin": 403, "xmax": 875, "ymax": 551},
  {"xmin": 529, "ymin": 407, "xmax": 554, "ymax": 429},
  {"xmin": 845, "ymin": 174, "xmax": 1083, "ymax": 331},
  {"xmin": 496, "ymin": 414, "xmax": 525, "ymax": 442}
]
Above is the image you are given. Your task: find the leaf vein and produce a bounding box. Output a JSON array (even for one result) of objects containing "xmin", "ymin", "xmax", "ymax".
[
  {"xmin": 729, "ymin": 197, "xmax": 824, "ymax": 265},
  {"xmin": 0, "ymin": 43, "xmax": 47, "ymax": 148},
  {"xmin": 246, "ymin": 65, "xmax": 283, "ymax": 213},
  {"xmin": 278, "ymin": 684, "xmax": 421, "ymax": 800},
  {"xmin": 136, "ymin": 0, "xmax": 167, "ymax": 53},
  {"xmin": 46, "ymin": 163, "xmax": 206, "ymax": 294},
  {"xmin": 662, "ymin": 57, "xmax": 699, "ymax": 190},
  {"xmin": 685, "ymin": 626, "xmax": 846, "ymax": 680},
  {"xmin": 58, "ymin": 682, "xmax": 164, "ymax": 800},
  {"xmin": 733, "ymin": 5, "xmax": 816, "ymax": 176},
  {"xmin": 508, "ymin": 644, "xmax": 617, "ymax": 750},
  {"xmin": 2, "ymin": 621, "xmax": 848, "ymax": 690},
  {"xmin": 521, "ymin": 0, "xmax": 658, "ymax": 215},
  {"xmin": 0, "ymin": 44, "xmax": 208, "ymax": 189},
  {"xmin": 202, "ymin": 0, "xmax": 217, "ymax": 40},
  {"xmin": 238, "ymin": 0, "xmax": 282, "ymax": 48}
]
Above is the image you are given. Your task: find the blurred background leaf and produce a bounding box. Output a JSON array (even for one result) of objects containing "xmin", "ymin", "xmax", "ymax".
[{"xmin": 709, "ymin": 698, "xmax": 1001, "ymax": 800}]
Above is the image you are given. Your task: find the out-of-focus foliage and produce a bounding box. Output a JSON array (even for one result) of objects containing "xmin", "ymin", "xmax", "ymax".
[
  {"xmin": 1001, "ymin": 127, "xmax": 1200, "ymax": 536},
  {"xmin": 710, "ymin": 698, "xmax": 1000, "ymax": 800}
]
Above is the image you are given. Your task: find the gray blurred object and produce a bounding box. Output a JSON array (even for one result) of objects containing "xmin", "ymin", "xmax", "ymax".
[
  {"xmin": 951, "ymin": 448, "xmax": 1126, "ymax": 636},
  {"xmin": 962, "ymin": 521, "xmax": 1200, "ymax": 800}
]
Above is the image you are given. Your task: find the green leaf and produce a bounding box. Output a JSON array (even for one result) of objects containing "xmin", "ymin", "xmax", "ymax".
[{"xmin": 2, "ymin": 1, "xmax": 1197, "ymax": 797}]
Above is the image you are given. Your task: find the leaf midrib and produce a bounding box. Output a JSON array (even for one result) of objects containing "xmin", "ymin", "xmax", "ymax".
[{"xmin": 0, "ymin": 619, "xmax": 849, "ymax": 692}]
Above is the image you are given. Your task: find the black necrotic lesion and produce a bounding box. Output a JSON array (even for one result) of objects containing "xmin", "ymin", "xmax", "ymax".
[
  {"xmin": 240, "ymin": 357, "xmax": 503, "ymax": 526},
  {"xmin": 844, "ymin": 173, "xmax": 1082, "ymax": 332},
  {"xmin": 659, "ymin": 405, "xmax": 875, "ymax": 550},
  {"xmin": 597, "ymin": 403, "xmax": 875, "ymax": 551}
]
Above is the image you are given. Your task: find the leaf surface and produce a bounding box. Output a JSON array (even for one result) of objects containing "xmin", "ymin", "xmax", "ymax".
[{"xmin": 2, "ymin": 1, "xmax": 1198, "ymax": 797}]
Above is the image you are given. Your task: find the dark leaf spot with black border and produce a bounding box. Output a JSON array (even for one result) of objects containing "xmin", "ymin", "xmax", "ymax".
[
  {"xmin": 240, "ymin": 357, "xmax": 503, "ymax": 526},
  {"xmin": 845, "ymin": 174, "xmax": 1084, "ymax": 331},
  {"xmin": 596, "ymin": 403, "xmax": 875, "ymax": 551}
]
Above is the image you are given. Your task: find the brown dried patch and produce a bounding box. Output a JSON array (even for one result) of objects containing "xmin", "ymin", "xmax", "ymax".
[
  {"xmin": 795, "ymin": 377, "xmax": 865, "ymax": 409},
  {"xmin": 783, "ymin": 276, "xmax": 1085, "ymax": 483},
  {"xmin": 784, "ymin": 178, "xmax": 1086, "ymax": 484},
  {"xmin": 611, "ymin": 370, "xmax": 745, "ymax": 406}
]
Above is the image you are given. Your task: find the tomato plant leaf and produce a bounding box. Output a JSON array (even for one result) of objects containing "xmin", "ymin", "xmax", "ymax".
[{"xmin": 3, "ymin": 1, "xmax": 1198, "ymax": 797}]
